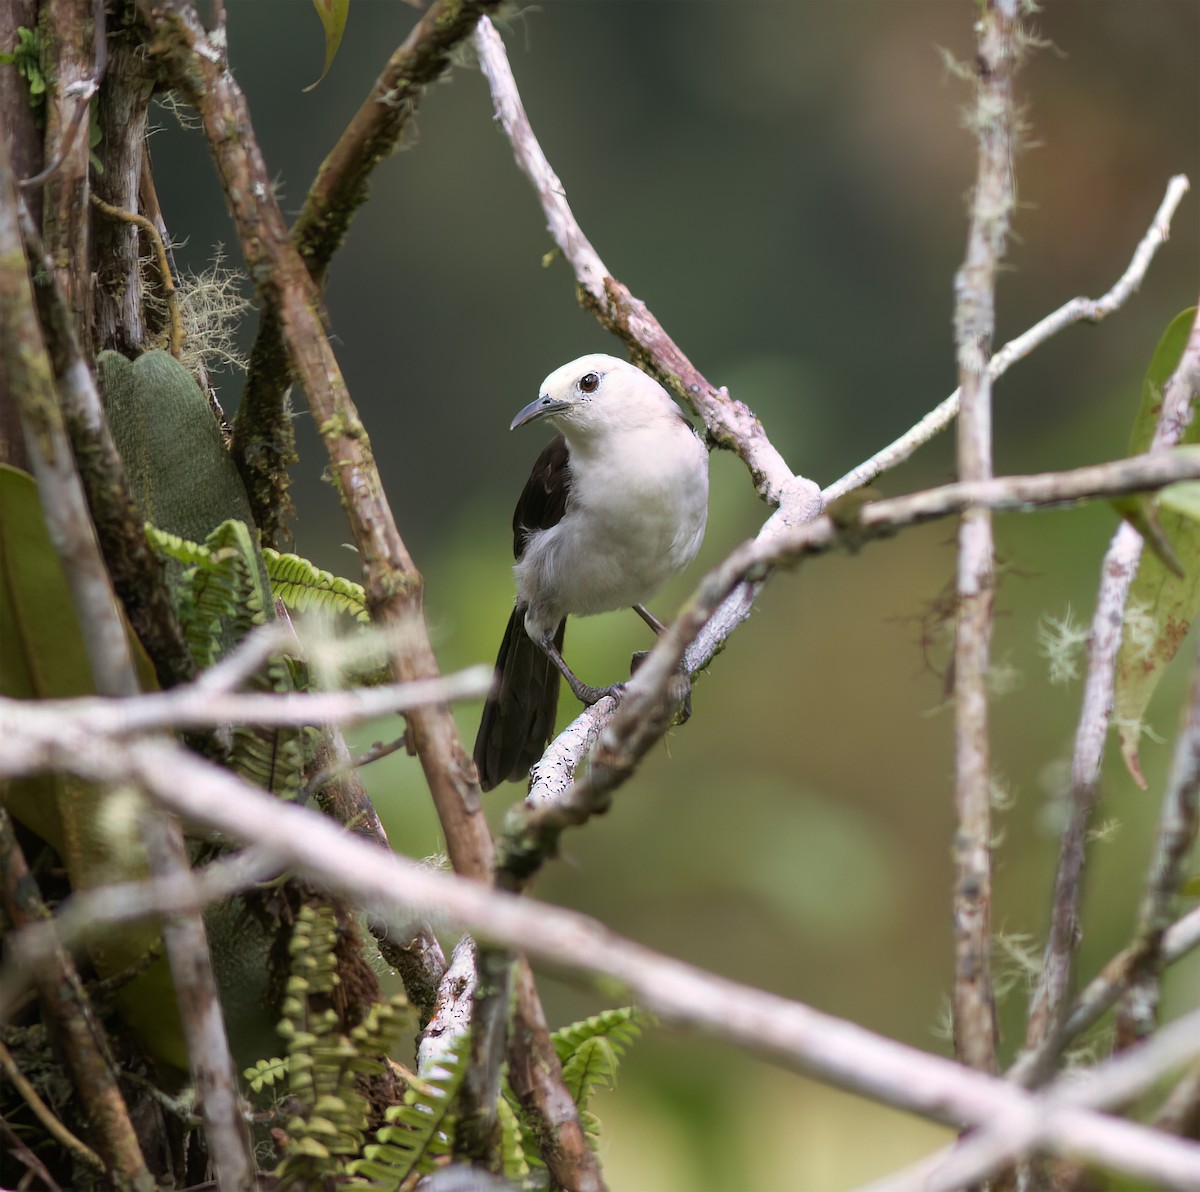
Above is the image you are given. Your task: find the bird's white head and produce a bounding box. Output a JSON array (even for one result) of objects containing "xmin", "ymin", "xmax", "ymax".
[{"xmin": 510, "ymin": 354, "xmax": 682, "ymax": 438}]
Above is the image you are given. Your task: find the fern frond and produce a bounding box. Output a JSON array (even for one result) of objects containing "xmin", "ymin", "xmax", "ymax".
[
  {"xmin": 264, "ymin": 548, "xmax": 371, "ymax": 623},
  {"xmin": 243, "ymin": 1056, "xmax": 288, "ymax": 1093},
  {"xmin": 348, "ymin": 1043, "xmax": 469, "ymax": 1187},
  {"xmin": 271, "ymin": 905, "xmax": 412, "ymax": 1190},
  {"xmin": 561, "ymin": 1036, "xmax": 620, "ymax": 1110},
  {"xmin": 496, "ymin": 1093, "xmax": 531, "ymax": 1181},
  {"xmin": 146, "ymin": 519, "xmax": 305, "ymax": 797},
  {"xmin": 550, "ymin": 1006, "xmax": 649, "ymax": 1068}
]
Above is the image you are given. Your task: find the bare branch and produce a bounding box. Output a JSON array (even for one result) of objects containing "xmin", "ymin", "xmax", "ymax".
[
  {"xmin": 473, "ymin": 16, "xmax": 797, "ymax": 504},
  {"xmin": 9, "ymin": 731, "xmax": 1200, "ymax": 1189},
  {"xmin": 860, "ymin": 1010, "xmax": 1200, "ymax": 1192},
  {"xmin": 825, "ymin": 174, "xmax": 1191, "ymax": 503},
  {"xmin": 949, "ymin": 0, "xmax": 1022, "ymax": 1076},
  {"xmin": 1024, "ymin": 304, "xmax": 1200, "ymax": 1073}
]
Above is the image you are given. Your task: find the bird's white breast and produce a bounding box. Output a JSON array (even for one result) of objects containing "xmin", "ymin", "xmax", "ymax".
[{"xmin": 515, "ymin": 418, "xmax": 708, "ymax": 633}]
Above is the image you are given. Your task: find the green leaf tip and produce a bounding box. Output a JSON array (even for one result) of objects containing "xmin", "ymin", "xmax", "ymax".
[{"xmin": 306, "ymin": 0, "xmax": 350, "ymax": 91}]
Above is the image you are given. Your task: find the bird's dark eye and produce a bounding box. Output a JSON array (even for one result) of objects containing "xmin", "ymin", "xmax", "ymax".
[{"xmin": 579, "ymin": 371, "xmax": 600, "ymax": 394}]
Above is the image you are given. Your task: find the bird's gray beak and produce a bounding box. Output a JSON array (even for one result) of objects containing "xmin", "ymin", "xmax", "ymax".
[{"xmin": 510, "ymin": 393, "xmax": 571, "ymax": 431}]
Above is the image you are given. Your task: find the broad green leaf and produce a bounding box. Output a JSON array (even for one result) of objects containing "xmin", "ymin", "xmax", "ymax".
[
  {"xmin": 305, "ymin": 0, "xmax": 349, "ymax": 92},
  {"xmin": 1128, "ymin": 308, "xmax": 1199, "ymax": 456},
  {"xmin": 1110, "ymin": 493, "xmax": 1183, "ymax": 578},
  {"xmin": 1115, "ymin": 310, "xmax": 1200, "ymax": 787},
  {"xmin": 1159, "ymin": 480, "xmax": 1200, "ymax": 524}
]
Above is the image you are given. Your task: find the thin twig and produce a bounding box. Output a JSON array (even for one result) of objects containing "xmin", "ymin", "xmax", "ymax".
[
  {"xmin": 1008, "ymin": 903, "xmax": 1200, "ymax": 1087},
  {"xmin": 1023, "ymin": 304, "xmax": 1200, "ymax": 1076},
  {"xmin": 0, "ymin": 1038, "xmax": 105, "ymax": 1173},
  {"xmin": 824, "ymin": 174, "xmax": 1191, "ymax": 503},
  {"xmin": 19, "ymin": 663, "xmax": 493, "ymax": 739},
  {"xmin": 90, "ymin": 193, "xmax": 184, "ymax": 358},
  {"xmin": 0, "ymin": 1113, "xmax": 66, "ymax": 1192},
  {"xmin": 1114, "ymin": 631, "xmax": 1200, "ymax": 1048},
  {"xmin": 859, "ymin": 1009, "xmax": 1200, "ymax": 1192}
]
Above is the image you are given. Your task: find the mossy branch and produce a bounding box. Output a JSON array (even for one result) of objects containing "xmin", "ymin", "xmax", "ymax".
[{"xmin": 233, "ymin": 0, "xmax": 503, "ymax": 549}]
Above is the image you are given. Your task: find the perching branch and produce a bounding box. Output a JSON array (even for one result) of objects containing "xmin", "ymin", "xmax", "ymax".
[
  {"xmin": 473, "ymin": 12, "xmax": 1193, "ymax": 879},
  {"xmin": 499, "ymin": 448, "xmax": 1200, "ymax": 885}
]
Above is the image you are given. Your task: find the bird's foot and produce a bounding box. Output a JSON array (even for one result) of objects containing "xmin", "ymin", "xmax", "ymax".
[{"xmin": 566, "ymin": 674, "xmax": 626, "ymax": 706}]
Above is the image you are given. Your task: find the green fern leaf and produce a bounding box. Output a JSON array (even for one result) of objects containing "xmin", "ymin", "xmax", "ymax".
[
  {"xmin": 264, "ymin": 547, "xmax": 371, "ymax": 623},
  {"xmin": 560, "ymin": 1037, "xmax": 618, "ymax": 1109},
  {"xmin": 348, "ymin": 1048, "xmax": 468, "ymax": 1185},
  {"xmin": 242, "ymin": 1056, "xmax": 289, "ymax": 1093},
  {"xmin": 496, "ymin": 1093, "xmax": 530, "ymax": 1180},
  {"xmin": 551, "ymin": 1006, "xmax": 648, "ymax": 1067},
  {"xmin": 146, "ymin": 519, "xmax": 305, "ymax": 797}
]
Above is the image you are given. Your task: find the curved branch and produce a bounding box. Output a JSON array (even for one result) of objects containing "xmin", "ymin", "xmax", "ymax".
[{"xmin": 473, "ymin": 16, "xmax": 796, "ymax": 504}]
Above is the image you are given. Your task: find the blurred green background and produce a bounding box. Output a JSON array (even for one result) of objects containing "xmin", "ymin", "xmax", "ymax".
[{"xmin": 152, "ymin": 2, "xmax": 1199, "ymax": 1187}]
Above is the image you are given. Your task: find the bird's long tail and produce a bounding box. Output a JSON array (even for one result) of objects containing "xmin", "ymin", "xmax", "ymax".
[{"xmin": 473, "ymin": 607, "xmax": 563, "ymax": 791}]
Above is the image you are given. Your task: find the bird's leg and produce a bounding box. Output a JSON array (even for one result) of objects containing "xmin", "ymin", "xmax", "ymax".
[
  {"xmin": 632, "ymin": 603, "xmax": 667, "ymax": 635},
  {"xmin": 630, "ymin": 606, "xmax": 666, "ymax": 676},
  {"xmin": 629, "ymin": 606, "xmax": 693, "ymax": 722},
  {"xmin": 540, "ymin": 632, "xmax": 624, "ymax": 706}
]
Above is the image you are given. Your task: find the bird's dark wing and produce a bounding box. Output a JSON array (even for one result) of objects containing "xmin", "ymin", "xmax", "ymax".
[
  {"xmin": 473, "ymin": 607, "xmax": 564, "ymax": 791},
  {"xmin": 512, "ymin": 434, "xmax": 570, "ymax": 559}
]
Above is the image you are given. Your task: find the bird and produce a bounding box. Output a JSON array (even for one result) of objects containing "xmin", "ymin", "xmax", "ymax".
[{"xmin": 473, "ymin": 353, "xmax": 710, "ymax": 791}]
